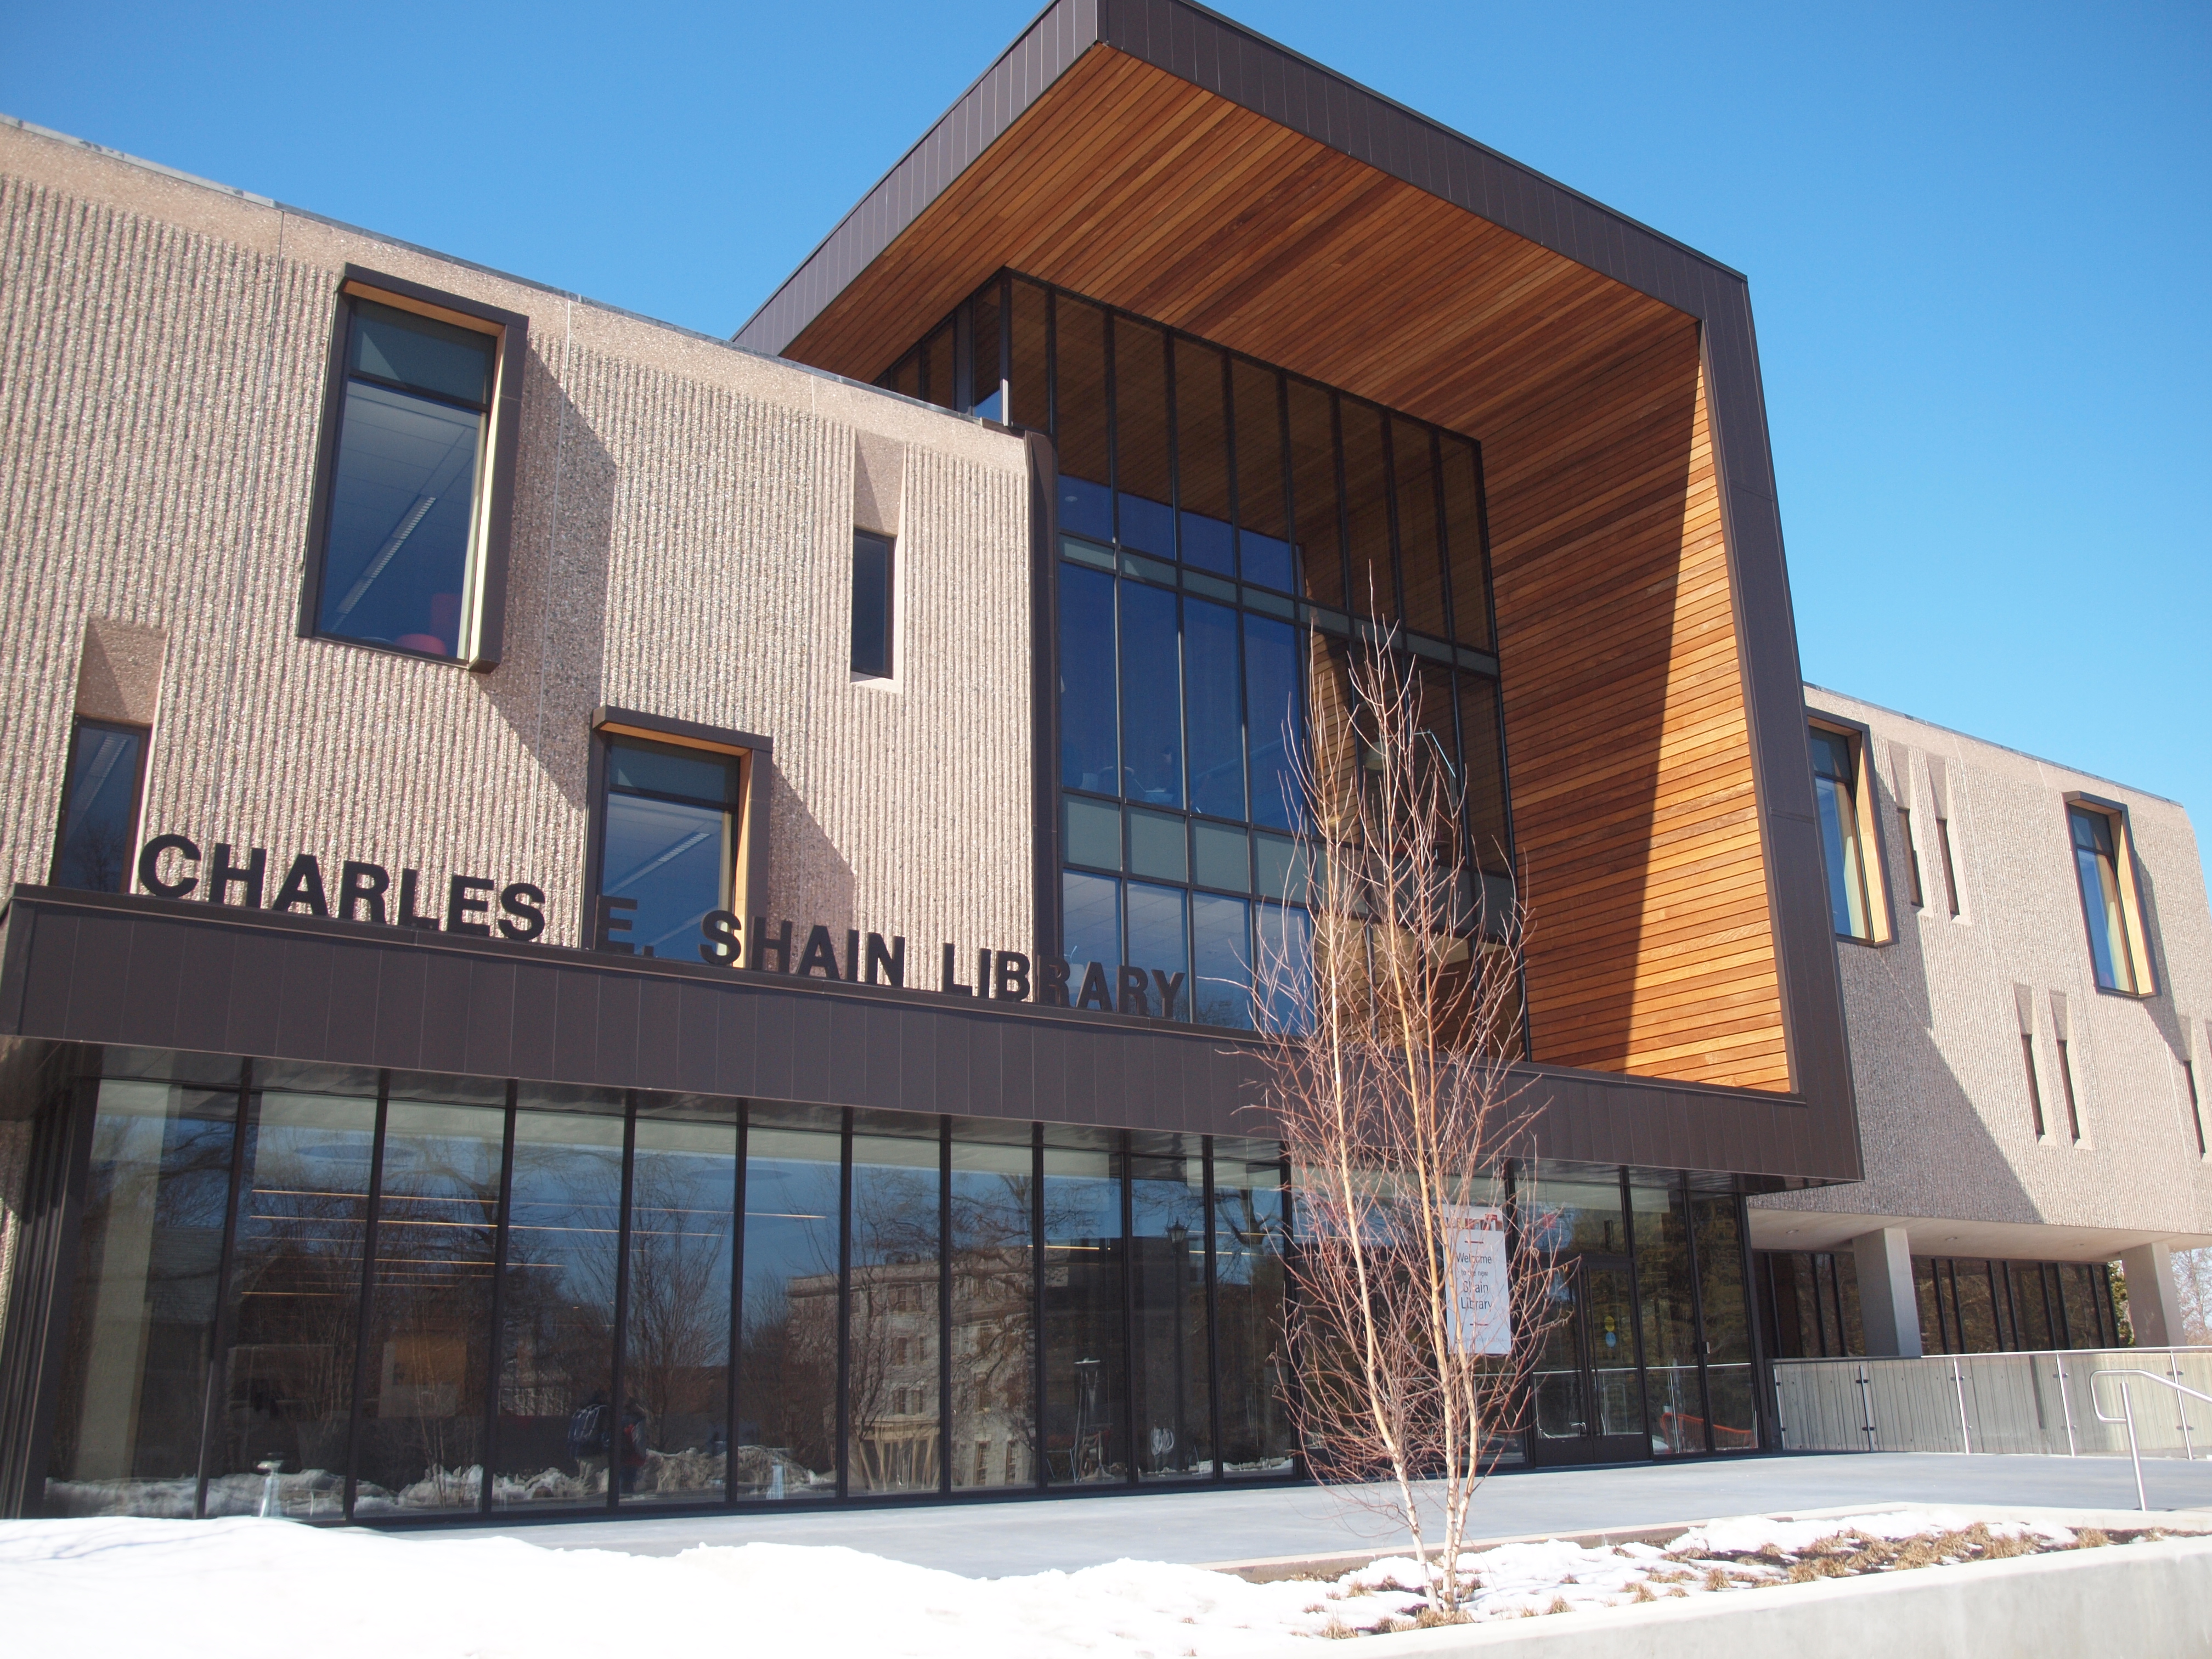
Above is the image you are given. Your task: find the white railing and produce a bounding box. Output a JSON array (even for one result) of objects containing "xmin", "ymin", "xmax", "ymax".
[{"xmin": 1773, "ymin": 1347, "xmax": 2212, "ymax": 1460}]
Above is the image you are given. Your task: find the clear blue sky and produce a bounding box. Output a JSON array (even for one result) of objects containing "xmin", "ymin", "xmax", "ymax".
[{"xmin": 7, "ymin": 2, "xmax": 2207, "ymax": 884}]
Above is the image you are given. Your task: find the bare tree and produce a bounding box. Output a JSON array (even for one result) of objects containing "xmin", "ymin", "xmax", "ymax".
[{"xmin": 1255, "ymin": 628, "xmax": 1564, "ymax": 1612}]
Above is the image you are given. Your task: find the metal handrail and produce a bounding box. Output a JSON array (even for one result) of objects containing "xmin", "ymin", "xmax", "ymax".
[{"xmin": 2090, "ymin": 1369, "xmax": 2212, "ymax": 1511}]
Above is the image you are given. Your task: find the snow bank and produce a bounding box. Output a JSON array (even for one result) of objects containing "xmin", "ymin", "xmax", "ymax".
[{"xmin": 0, "ymin": 1506, "xmax": 2147, "ymax": 1657}]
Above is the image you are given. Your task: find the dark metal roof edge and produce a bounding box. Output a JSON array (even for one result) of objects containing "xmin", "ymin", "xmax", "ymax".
[{"xmin": 731, "ymin": 0, "xmax": 1751, "ymax": 357}]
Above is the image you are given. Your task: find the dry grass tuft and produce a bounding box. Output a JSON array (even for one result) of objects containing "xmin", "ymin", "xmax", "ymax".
[
  {"xmin": 1318, "ymin": 1617, "xmax": 1357, "ymax": 1640},
  {"xmin": 1414, "ymin": 1606, "xmax": 1471, "ymax": 1628},
  {"xmin": 1703, "ymin": 1567, "xmax": 1731, "ymax": 1592},
  {"xmin": 1546, "ymin": 1596, "xmax": 1572, "ymax": 1616},
  {"xmin": 2078, "ymin": 1528, "xmax": 2110, "ymax": 1549},
  {"xmin": 1630, "ymin": 1581, "xmax": 1657, "ymax": 1604}
]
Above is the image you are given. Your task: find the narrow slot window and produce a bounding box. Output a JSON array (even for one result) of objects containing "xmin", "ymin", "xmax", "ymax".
[
  {"xmin": 1809, "ymin": 726, "xmax": 1872, "ymax": 940},
  {"xmin": 52, "ymin": 718, "xmax": 148, "ymax": 893},
  {"xmin": 2186, "ymin": 1059, "xmax": 2207, "ymax": 1158},
  {"xmin": 851, "ymin": 532, "xmax": 894, "ymax": 680},
  {"xmin": 1935, "ymin": 817, "xmax": 1961, "ymax": 916},
  {"xmin": 2055, "ymin": 1039, "xmax": 2081, "ymax": 1142},
  {"xmin": 2022, "ymin": 1033, "xmax": 2046, "ymax": 1138},
  {"xmin": 2068, "ymin": 805, "xmax": 2142, "ymax": 993},
  {"xmin": 1898, "ymin": 807, "xmax": 1925, "ymax": 907}
]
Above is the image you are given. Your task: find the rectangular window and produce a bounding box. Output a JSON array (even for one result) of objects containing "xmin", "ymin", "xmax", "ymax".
[
  {"xmin": 1898, "ymin": 807, "xmax": 1925, "ymax": 907},
  {"xmin": 52, "ymin": 718, "xmax": 148, "ymax": 893},
  {"xmin": 2068, "ymin": 803, "xmax": 2151, "ymax": 994},
  {"xmin": 304, "ymin": 273, "xmax": 523, "ymax": 667},
  {"xmin": 851, "ymin": 532, "xmax": 895, "ymax": 679},
  {"xmin": 2186, "ymin": 1058, "xmax": 2207, "ymax": 1158},
  {"xmin": 1809, "ymin": 724, "xmax": 1887, "ymax": 942},
  {"xmin": 596, "ymin": 735, "xmax": 742, "ymax": 957}
]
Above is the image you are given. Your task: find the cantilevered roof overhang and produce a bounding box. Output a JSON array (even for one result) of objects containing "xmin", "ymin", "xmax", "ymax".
[{"xmin": 737, "ymin": 0, "xmax": 1863, "ymax": 1184}]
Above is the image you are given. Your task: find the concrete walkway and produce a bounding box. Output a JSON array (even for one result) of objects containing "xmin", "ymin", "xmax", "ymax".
[{"xmin": 410, "ymin": 1453, "xmax": 2212, "ymax": 1575}]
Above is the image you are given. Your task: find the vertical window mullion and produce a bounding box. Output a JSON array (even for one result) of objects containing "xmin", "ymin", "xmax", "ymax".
[
  {"xmin": 1030, "ymin": 1122, "xmax": 1046, "ymax": 1492},
  {"xmin": 725, "ymin": 1102, "xmax": 747, "ymax": 1508},
  {"xmin": 341, "ymin": 1072, "xmax": 392, "ymax": 1522},
  {"xmin": 192, "ymin": 1061, "xmax": 255, "ymax": 1520},
  {"xmin": 1202, "ymin": 1136, "xmax": 1222, "ymax": 1480},
  {"xmin": 939, "ymin": 1115, "xmax": 953, "ymax": 1496},
  {"xmin": 479, "ymin": 1089, "xmax": 517, "ymax": 1515},
  {"xmin": 1680, "ymin": 1175, "xmax": 1712, "ymax": 1453},
  {"xmin": 1120, "ymin": 1128, "xmax": 1137, "ymax": 1487},
  {"xmin": 836, "ymin": 1108, "xmax": 854, "ymax": 1500},
  {"xmin": 608, "ymin": 1093, "xmax": 637, "ymax": 1513}
]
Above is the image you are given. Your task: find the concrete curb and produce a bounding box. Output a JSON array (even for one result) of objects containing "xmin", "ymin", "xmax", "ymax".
[
  {"xmin": 1201, "ymin": 1500, "xmax": 2212, "ymax": 1582},
  {"xmin": 1239, "ymin": 1528, "xmax": 2212, "ymax": 1658}
]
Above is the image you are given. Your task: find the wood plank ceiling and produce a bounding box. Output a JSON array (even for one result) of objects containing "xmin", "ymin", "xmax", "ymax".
[{"xmin": 781, "ymin": 45, "xmax": 1789, "ymax": 1093}]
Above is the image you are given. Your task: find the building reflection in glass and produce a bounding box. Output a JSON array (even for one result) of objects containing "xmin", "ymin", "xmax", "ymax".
[{"xmin": 26, "ymin": 1052, "xmax": 1767, "ymax": 1521}]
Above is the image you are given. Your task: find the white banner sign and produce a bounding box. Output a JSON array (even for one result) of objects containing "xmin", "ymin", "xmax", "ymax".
[{"xmin": 1443, "ymin": 1204, "xmax": 1511, "ymax": 1356}]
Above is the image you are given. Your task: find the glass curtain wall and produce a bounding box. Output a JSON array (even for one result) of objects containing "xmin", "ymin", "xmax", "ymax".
[
  {"xmin": 882, "ymin": 273, "xmax": 1511, "ymax": 1032},
  {"xmin": 34, "ymin": 1051, "xmax": 1791, "ymax": 1517}
]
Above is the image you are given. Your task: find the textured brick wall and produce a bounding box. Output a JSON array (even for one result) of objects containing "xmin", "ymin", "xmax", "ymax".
[
  {"xmin": 1754, "ymin": 687, "xmax": 2212, "ymax": 1252},
  {"xmin": 0, "ymin": 122, "xmax": 1034, "ymax": 972}
]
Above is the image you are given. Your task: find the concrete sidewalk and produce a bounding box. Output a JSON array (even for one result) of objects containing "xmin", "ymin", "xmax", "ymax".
[{"xmin": 409, "ymin": 1452, "xmax": 2212, "ymax": 1575}]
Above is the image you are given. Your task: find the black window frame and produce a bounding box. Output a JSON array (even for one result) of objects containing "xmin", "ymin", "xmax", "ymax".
[
  {"xmin": 2063, "ymin": 795, "xmax": 2155, "ymax": 998},
  {"xmin": 851, "ymin": 530, "xmax": 896, "ymax": 680},
  {"xmin": 299, "ymin": 266, "xmax": 528, "ymax": 673},
  {"xmin": 49, "ymin": 715, "xmax": 150, "ymax": 894},
  {"xmin": 1804, "ymin": 712, "xmax": 1894, "ymax": 946}
]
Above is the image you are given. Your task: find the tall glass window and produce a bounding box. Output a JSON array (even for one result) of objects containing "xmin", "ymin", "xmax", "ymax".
[
  {"xmin": 314, "ymin": 298, "xmax": 498, "ymax": 659},
  {"xmin": 1692, "ymin": 1196, "xmax": 1758, "ymax": 1452},
  {"xmin": 1129, "ymin": 1133, "xmax": 1210, "ymax": 1481},
  {"xmin": 623, "ymin": 1097, "xmax": 737, "ymax": 1507},
  {"xmin": 2069, "ymin": 805, "xmax": 2142, "ymax": 993},
  {"xmin": 949, "ymin": 1121, "xmax": 1035, "ymax": 1489},
  {"xmin": 1042, "ymin": 1127, "xmax": 1125, "ymax": 1484},
  {"xmin": 737, "ymin": 1110, "xmax": 839, "ymax": 1499},
  {"xmin": 494, "ymin": 1100, "xmax": 624, "ymax": 1510},
  {"xmin": 46, "ymin": 1078, "xmax": 238, "ymax": 1516},
  {"xmin": 1631, "ymin": 1184, "xmax": 1701, "ymax": 1456},
  {"xmin": 1212, "ymin": 1137, "xmax": 1293, "ymax": 1475},
  {"xmin": 598, "ymin": 736, "xmax": 740, "ymax": 958},
  {"xmin": 355, "ymin": 1092, "xmax": 504, "ymax": 1513},
  {"xmin": 847, "ymin": 1115, "xmax": 942, "ymax": 1494},
  {"xmin": 1810, "ymin": 726, "xmax": 1872, "ymax": 940},
  {"xmin": 52, "ymin": 719, "xmax": 146, "ymax": 894},
  {"xmin": 211, "ymin": 1070, "xmax": 379, "ymax": 1517},
  {"xmin": 882, "ymin": 274, "xmax": 1510, "ymax": 1030}
]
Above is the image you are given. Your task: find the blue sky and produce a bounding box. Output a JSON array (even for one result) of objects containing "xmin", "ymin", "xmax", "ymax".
[{"xmin": 7, "ymin": 1, "xmax": 2207, "ymax": 883}]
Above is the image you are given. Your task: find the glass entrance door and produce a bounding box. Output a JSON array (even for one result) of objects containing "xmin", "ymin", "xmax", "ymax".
[{"xmin": 1528, "ymin": 1254, "xmax": 1647, "ymax": 1463}]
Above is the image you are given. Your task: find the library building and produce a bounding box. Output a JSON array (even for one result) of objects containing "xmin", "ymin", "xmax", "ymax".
[{"xmin": 1, "ymin": 0, "xmax": 2206, "ymax": 1523}]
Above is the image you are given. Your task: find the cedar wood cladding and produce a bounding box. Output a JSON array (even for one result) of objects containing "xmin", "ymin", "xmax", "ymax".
[{"xmin": 740, "ymin": 18, "xmax": 1833, "ymax": 1099}]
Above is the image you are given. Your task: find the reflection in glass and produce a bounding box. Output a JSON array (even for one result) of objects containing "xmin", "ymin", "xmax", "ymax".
[
  {"xmin": 1231, "ymin": 357, "xmax": 1295, "ymax": 593},
  {"xmin": 1394, "ymin": 417, "xmax": 1447, "ymax": 638},
  {"xmin": 1131, "ymin": 1135, "xmax": 1210, "ymax": 1480},
  {"xmin": 318, "ymin": 301, "xmax": 495, "ymax": 658},
  {"xmin": 1043, "ymin": 1132, "xmax": 1125, "ymax": 1483},
  {"xmin": 1255, "ymin": 902, "xmax": 1313, "ymax": 1034},
  {"xmin": 1173, "ymin": 338, "xmax": 1234, "ymax": 574},
  {"xmin": 623, "ymin": 1105, "xmax": 737, "ymax": 1506},
  {"xmin": 1191, "ymin": 893, "xmax": 1254, "ymax": 1030},
  {"xmin": 1631, "ymin": 1184, "xmax": 1702, "ymax": 1455},
  {"xmin": 1692, "ymin": 1197, "xmax": 1758, "ymax": 1451},
  {"xmin": 356, "ymin": 1100, "xmax": 503, "ymax": 1513},
  {"xmin": 1114, "ymin": 319, "xmax": 1173, "ymax": 557},
  {"xmin": 211, "ymin": 1087, "xmax": 377, "ymax": 1517},
  {"xmin": 494, "ymin": 1109, "xmax": 623, "ymax": 1509},
  {"xmin": 1062, "ymin": 871, "xmax": 1121, "ymax": 985},
  {"xmin": 1438, "ymin": 437, "xmax": 1491, "ymax": 648},
  {"xmin": 848, "ymin": 1125, "xmax": 942, "ymax": 1493},
  {"xmin": 1185, "ymin": 597, "xmax": 1245, "ymax": 821},
  {"xmin": 1810, "ymin": 728, "xmax": 1870, "ymax": 940},
  {"xmin": 601, "ymin": 736, "xmax": 738, "ymax": 958},
  {"xmin": 1339, "ymin": 400, "xmax": 1393, "ymax": 620},
  {"xmin": 950, "ymin": 1126, "xmax": 1036, "ymax": 1489},
  {"xmin": 738, "ymin": 1121, "xmax": 840, "ymax": 1499},
  {"xmin": 1125, "ymin": 882, "xmax": 1189, "ymax": 1017},
  {"xmin": 1059, "ymin": 563, "xmax": 1119, "ymax": 794},
  {"xmin": 2069, "ymin": 807, "xmax": 2138, "ymax": 992},
  {"xmin": 1055, "ymin": 296, "xmax": 1113, "ymax": 541},
  {"xmin": 1120, "ymin": 582, "xmax": 1182, "ymax": 805},
  {"xmin": 1244, "ymin": 614, "xmax": 1301, "ymax": 831},
  {"xmin": 1286, "ymin": 379, "xmax": 1342, "ymax": 608},
  {"xmin": 54, "ymin": 721, "xmax": 143, "ymax": 893},
  {"xmin": 45, "ymin": 1081, "xmax": 238, "ymax": 1516},
  {"xmin": 1213, "ymin": 1142, "xmax": 1292, "ymax": 1473}
]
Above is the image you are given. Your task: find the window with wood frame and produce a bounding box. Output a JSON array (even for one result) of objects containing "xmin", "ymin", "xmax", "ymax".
[
  {"xmin": 303, "ymin": 269, "xmax": 525, "ymax": 668},
  {"xmin": 2066, "ymin": 799, "xmax": 2154, "ymax": 996},
  {"xmin": 1808, "ymin": 721, "xmax": 1892, "ymax": 944}
]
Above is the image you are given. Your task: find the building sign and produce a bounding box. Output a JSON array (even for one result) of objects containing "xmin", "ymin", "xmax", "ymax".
[
  {"xmin": 134, "ymin": 834, "xmax": 1189, "ymax": 1019},
  {"xmin": 1443, "ymin": 1204, "xmax": 1511, "ymax": 1356}
]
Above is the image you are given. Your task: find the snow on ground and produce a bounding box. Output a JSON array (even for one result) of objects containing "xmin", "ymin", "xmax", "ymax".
[{"xmin": 0, "ymin": 1508, "xmax": 2141, "ymax": 1658}]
